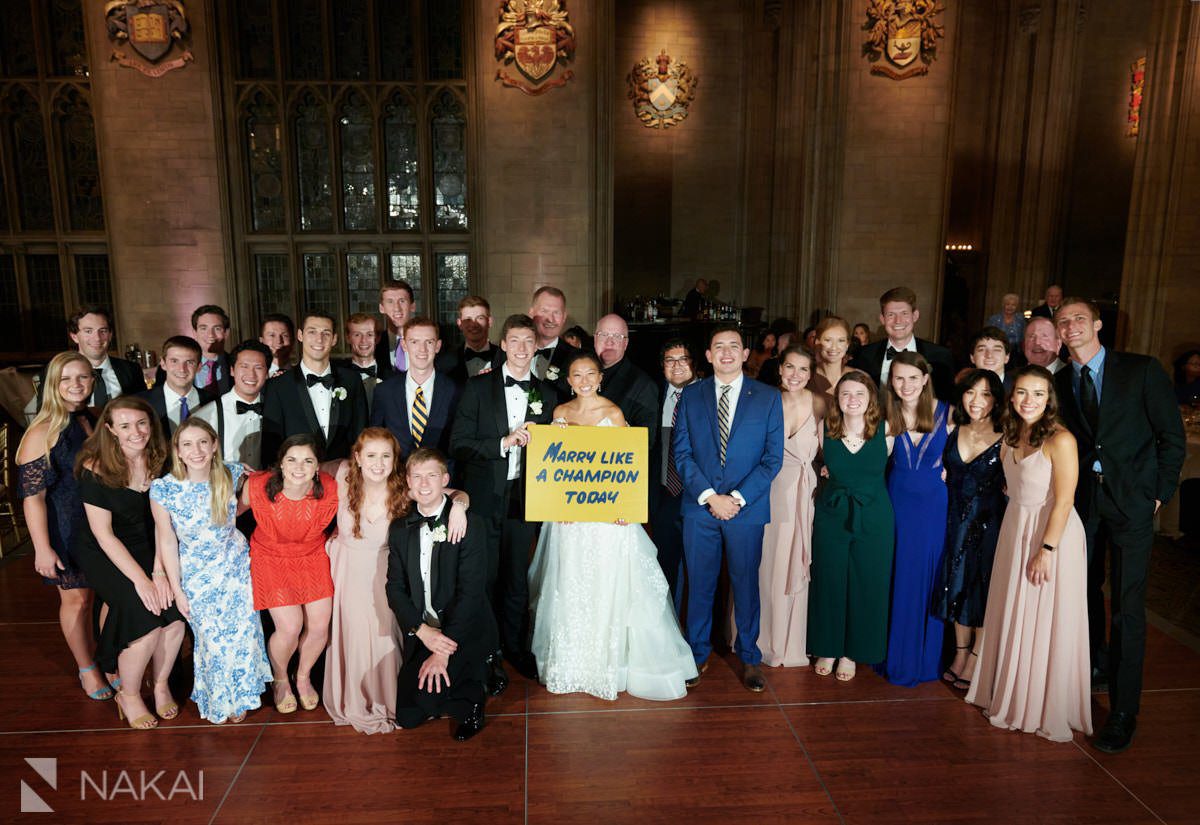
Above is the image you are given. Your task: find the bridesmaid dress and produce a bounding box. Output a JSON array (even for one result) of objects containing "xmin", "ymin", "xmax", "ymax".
[
  {"xmin": 323, "ymin": 464, "xmax": 401, "ymax": 733},
  {"xmin": 878, "ymin": 402, "xmax": 950, "ymax": 687},
  {"xmin": 966, "ymin": 446, "xmax": 1092, "ymax": 742},
  {"xmin": 757, "ymin": 413, "xmax": 819, "ymax": 667}
]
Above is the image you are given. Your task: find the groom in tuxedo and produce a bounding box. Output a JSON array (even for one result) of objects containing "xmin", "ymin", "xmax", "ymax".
[
  {"xmin": 851, "ymin": 286, "xmax": 956, "ymax": 400},
  {"xmin": 261, "ymin": 312, "xmax": 368, "ymax": 462},
  {"xmin": 450, "ymin": 314, "xmax": 556, "ymax": 686},
  {"xmin": 1054, "ymin": 298, "xmax": 1185, "ymax": 753},
  {"xmin": 674, "ymin": 326, "xmax": 783, "ymax": 692}
]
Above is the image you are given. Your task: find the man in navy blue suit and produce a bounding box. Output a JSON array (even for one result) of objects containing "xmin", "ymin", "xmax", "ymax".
[
  {"xmin": 674, "ymin": 326, "xmax": 784, "ymax": 692},
  {"xmin": 371, "ymin": 316, "xmax": 461, "ymax": 462}
]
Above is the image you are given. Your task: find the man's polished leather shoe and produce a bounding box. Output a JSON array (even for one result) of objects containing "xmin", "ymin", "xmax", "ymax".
[
  {"xmin": 1093, "ymin": 711, "xmax": 1136, "ymax": 754},
  {"xmin": 505, "ymin": 651, "xmax": 539, "ymax": 681},
  {"xmin": 743, "ymin": 664, "xmax": 767, "ymax": 693},
  {"xmin": 486, "ymin": 657, "xmax": 509, "ymax": 697},
  {"xmin": 685, "ymin": 659, "xmax": 709, "ymax": 689},
  {"xmin": 1090, "ymin": 666, "xmax": 1108, "ymax": 692},
  {"xmin": 453, "ymin": 703, "xmax": 486, "ymax": 741}
]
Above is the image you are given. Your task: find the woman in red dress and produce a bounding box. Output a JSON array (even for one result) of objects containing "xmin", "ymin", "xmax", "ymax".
[{"xmin": 241, "ymin": 433, "xmax": 338, "ymax": 714}]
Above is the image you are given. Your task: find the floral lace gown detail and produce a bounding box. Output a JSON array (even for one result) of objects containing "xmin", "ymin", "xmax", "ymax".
[
  {"xmin": 150, "ymin": 464, "xmax": 272, "ymax": 722},
  {"xmin": 528, "ymin": 418, "xmax": 698, "ymax": 700}
]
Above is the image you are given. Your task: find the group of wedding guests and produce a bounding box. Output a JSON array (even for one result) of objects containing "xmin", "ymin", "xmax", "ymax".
[{"xmin": 16, "ymin": 281, "xmax": 1185, "ymax": 755}]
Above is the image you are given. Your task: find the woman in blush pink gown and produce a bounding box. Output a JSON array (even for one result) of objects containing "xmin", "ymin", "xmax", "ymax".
[{"xmin": 967, "ymin": 366, "xmax": 1091, "ymax": 743}]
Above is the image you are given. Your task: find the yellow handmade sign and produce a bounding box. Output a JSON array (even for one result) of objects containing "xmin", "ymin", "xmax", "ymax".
[{"xmin": 524, "ymin": 424, "xmax": 648, "ymax": 523}]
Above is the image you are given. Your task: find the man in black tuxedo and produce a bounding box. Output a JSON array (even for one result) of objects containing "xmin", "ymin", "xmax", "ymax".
[
  {"xmin": 595, "ymin": 313, "xmax": 659, "ymax": 499},
  {"xmin": 371, "ymin": 317, "xmax": 460, "ymax": 462},
  {"xmin": 1031, "ymin": 284, "xmax": 1064, "ymax": 320},
  {"xmin": 649, "ymin": 338, "xmax": 697, "ymax": 609},
  {"xmin": 334, "ymin": 312, "xmax": 392, "ymax": 413},
  {"xmin": 140, "ymin": 335, "xmax": 217, "ymax": 439},
  {"xmin": 386, "ymin": 448, "xmax": 496, "ymax": 741},
  {"xmin": 851, "ymin": 286, "xmax": 957, "ymax": 400},
  {"xmin": 450, "ymin": 314, "xmax": 556, "ymax": 685},
  {"xmin": 437, "ymin": 295, "xmax": 503, "ymax": 386},
  {"xmin": 192, "ymin": 340, "xmax": 271, "ymax": 469},
  {"xmin": 373, "ymin": 280, "xmax": 415, "ymax": 374},
  {"xmin": 528, "ymin": 286, "xmax": 579, "ymax": 397},
  {"xmin": 1054, "ymin": 298, "xmax": 1185, "ymax": 753},
  {"xmin": 35, "ymin": 306, "xmax": 145, "ymax": 410},
  {"xmin": 261, "ymin": 312, "xmax": 368, "ymax": 462}
]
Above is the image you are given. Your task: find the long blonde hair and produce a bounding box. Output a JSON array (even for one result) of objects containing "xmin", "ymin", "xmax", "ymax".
[
  {"xmin": 168, "ymin": 419, "xmax": 233, "ymax": 527},
  {"xmin": 19, "ymin": 351, "xmax": 94, "ymax": 458}
]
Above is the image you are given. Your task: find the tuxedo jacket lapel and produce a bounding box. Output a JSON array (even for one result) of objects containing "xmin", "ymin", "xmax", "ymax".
[
  {"xmin": 405, "ymin": 523, "xmax": 424, "ymax": 610},
  {"xmin": 290, "ymin": 369, "xmax": 322, "ymax": 436},
  {"xmin": 490, "ymin": 370, "xmax": 510, "ymax": 438},
  {"xmin": 327, "ymin": 376, "xmax": 343, "ymax": 437}
]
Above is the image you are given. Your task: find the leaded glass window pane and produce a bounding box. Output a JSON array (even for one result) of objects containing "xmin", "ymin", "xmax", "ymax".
[
  {"xmin": 74, "ymin": 254, "xmax": 113, "ymax": 307},
  {"xmin": 237, "ymin": 0, "xmax": 276, "ymax": 79},
  {"xmin": 426, "ymin": 1, "xmax": 463, "ymax": 81},
  {"xmin": 389, "ymin": 253, "xmax": 422, "ymax": 310},
  {"xmin": 0, "ymin": 162, "xmax": 7, "ymax": 231},
  {"xmin": 435, "ymin": 251, "xmax": 468, "ymax": 328},
  {"xmin": 333, "ymin": 0, "xmax": 370, "ymax": 81},
  {"xmin": 430, "ymin": 91, "xmax": 467, "ymax": 231},
  {"xmin": 0, "ymin": 255, "xmax": 19, "ymax": 351},
  {"xmin": 286, "ymin": 0, "xmax": 324, "ymax": 80},
  {"xmin": 245, "ymin": 92, "xmax": 285, "ymax": 232},
  {"xmin": 339, "ymin": 91, "xmax": 376, "ymax": 231},
  {"xmin": 302, "ymin": 252, "xmax": 338, "ymax": 317},
  {"xmin": 254, "ymin": 253, "xmax": 292, "ymax": 319},
  {"xmin": 346, "ymin": 252, "xmax": 379, "ymax": 316},
  {"xmin": 294, "ymin": 91, "xmax": 333, "ymax": 231},
  {"xmin": 379, "ymin": 0, "xmax": 415, "ymax": 82},
  {"xmin": 1, "ymin": 9, "xmax": 38, "ymax": 77},
  {"xmin": 384, "ymin": 92, "xmax": 419, "ymax": 231},
  {"xmin": 57, "ymin": 88, "xmax": 104, "ymax": 231},
  {"xmin": 48, "ymin": 0, "xmax": 87, "ymax": 77},
  {"xmin": 9, "ymin": 87, "xmax": 54, "ymax": 231},
  {"xmin": 27, "ymin": 254, "xmax": 64, "ymax": 350}
]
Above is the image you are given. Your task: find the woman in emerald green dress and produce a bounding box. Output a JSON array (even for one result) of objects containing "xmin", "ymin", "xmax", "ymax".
[{"xmin": 808, "ymin": 370, "xmax": 895, "ymax": 681}]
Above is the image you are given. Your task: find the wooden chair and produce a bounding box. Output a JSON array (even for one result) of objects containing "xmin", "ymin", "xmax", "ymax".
[{"xmin": 0, "ymin": 423, "xmax": 24, "ymax": 556}]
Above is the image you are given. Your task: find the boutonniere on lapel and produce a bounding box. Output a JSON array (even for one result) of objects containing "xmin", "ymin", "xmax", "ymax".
[
  {"xmin": 545, "ymin": 365, "xmax": 560, "ymax": 381},
  {"xmin": 331, "ymin": 386, "xmax": 347, "ymax": 402},
  {"xmin": 430, "ymin": 524, "xmax": 448, "ymax": 543},
  {"xmin": 527, "ymin": 386, "xmax": 544, "ymax": 416}
]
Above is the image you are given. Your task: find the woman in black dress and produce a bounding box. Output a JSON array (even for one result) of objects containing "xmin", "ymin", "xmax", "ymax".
[
  {"xmin": 17, "ymin": 352, "xmax": 111, "ymax": 700},
  {"xmin": 74, "ymin": 396, "xmax": 185, "ymax": 729},
  {"xmin": 932, "ymin": 369, "xmax": 1007, "ymax": 690}
]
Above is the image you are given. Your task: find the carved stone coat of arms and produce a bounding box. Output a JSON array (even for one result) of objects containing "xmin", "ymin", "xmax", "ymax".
[
  {"xmin": 495, "ymin": 0, "xmax": 576, "ymax": 95},
  {"xmin": 627, "ymin": 50, "xmax": 697, "ymax": 129},
  {"xmin": 863, "ymin": 0, "xmax": 945, "ymax": 80}
]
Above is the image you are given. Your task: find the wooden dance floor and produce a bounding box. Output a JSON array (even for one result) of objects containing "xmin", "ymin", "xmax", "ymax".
[{"xmin": 1, "ymin": 543, "xmax": 1197, "ymax": 824}]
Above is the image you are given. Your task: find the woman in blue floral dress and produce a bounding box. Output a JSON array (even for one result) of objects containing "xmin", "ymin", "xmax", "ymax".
[{"xmin": 150, "ymin": 418, "xmax": 271, "ymax": 724}]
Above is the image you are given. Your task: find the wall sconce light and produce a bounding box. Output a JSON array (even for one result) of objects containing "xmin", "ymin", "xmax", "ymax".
[{"xmin": 944, "ymin": 244, "xmax": 975, "ymax": 251}]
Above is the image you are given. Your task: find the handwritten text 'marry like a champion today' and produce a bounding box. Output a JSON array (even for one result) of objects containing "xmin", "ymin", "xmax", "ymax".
[{"xmin": 535, "ymin": 441, "xmax": 641, "ymax": 503}]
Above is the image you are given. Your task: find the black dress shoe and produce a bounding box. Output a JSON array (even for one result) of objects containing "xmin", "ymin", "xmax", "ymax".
[
  {"xmin": 1093, "ymin": 711, "xmax": 1136, "ymax": 754},
  {"xmin": 453, "ymin": 703, "xmax": 486, "ymax": 741},
  {"xmin": 505, "ymin": 651, "xmax": 539, "ymax": 681},
  {"xmin": 685, "ymin": 659, "xmax": 709, "ymax": 689},
  {"xmin": 486, "ymin": 658, "xmax": 509, "ymax": 697},
  {"xmin": 1091, "ymin": 667, "xmax": 1109, "ymax": 692},
  {"xmin": 743, "ymin": 664, "xmax": 767, "ymax": 693}
]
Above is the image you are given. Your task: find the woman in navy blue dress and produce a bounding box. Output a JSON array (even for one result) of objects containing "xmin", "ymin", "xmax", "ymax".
[{"xmin": 878, "ymin": 351, "xmax": 952, "ymax": 687}]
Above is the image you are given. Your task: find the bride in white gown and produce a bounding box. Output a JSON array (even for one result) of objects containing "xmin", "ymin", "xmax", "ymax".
[{"xmin": 529, "ymin": 352, "xmax": 698, "ymax": 701}]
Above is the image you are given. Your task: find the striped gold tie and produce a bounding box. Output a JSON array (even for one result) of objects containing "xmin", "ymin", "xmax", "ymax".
[
  {"xmin": 718, "ymin": 384, "xmax": 731, "ymax": 465},
  {"xmin": 411, "ymin": 386, "xmax": 428, "ymax": 447}
]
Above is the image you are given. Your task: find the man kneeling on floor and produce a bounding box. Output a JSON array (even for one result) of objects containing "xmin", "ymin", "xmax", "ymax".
[{"xmin": 386, "ymin": 448, "xmax": 495, "ymax": 740}]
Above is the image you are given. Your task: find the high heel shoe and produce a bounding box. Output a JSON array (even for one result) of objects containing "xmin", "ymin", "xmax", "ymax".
[
  {"xmin": 295, "ymin": 675, "xmax": 319, "ymax": 711},
  {"xmin": 943, "ymin": 644, "xmax": 970, "ymax": 684},
  {"xmin": 153, "ymin": 680, "xmax": 179, "ymax": 720},
  {"xmin": 272, "ymin": 678, "xmax": 297, "ymax": 714},
  {"xmin": 116, "ymin": 690, "xmax": 158, "ymax": 730},
  {"xmin": 78, "ymin": 664, "xmax": 114, "ymax": 701},
  {"xmin": 814, "ymin": 658, "xmax": 835, "ymax": 677},
  {"xmin": 953, "ymin": 650, "xmax": 979, "ymax": 691}
]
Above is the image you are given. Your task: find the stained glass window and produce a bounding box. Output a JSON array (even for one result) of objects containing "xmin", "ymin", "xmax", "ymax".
[
  {"xmin": 27, "ymin": 254, "xmax": 65, "ymax": 350},
  {"xmin": 287, "ymin": 0, "xmax": 325, "ymax": 80},
  {"xmin": 0, "ymin": 162, "xmax": 7, "ymax": 231},
  {"xmin": 431, "ymin": 90, "xmax": 467, "ymax": 231},
  {"xmin": 254, "ymin": 253, "xmax": 292, "ymax": 319},
  {"xmin": 333, "ymin": 0, "xmax": 370, "ymax": 81},
  {"xmin": 57, "ymin": 87, "xmax": 104, "ymax": 231},
  {"xmin": 0, "ymin": 7, "xmax": 38, "ymax": 77},
  {"xmin": 303, "ymin": 252, "xmax": 338, "ymax": 316},
  {"xmin": 339, "ymin": 91, "xmax": 376, "ymax": 231},
  {"xmin": 74, "ymin": 254, "xmax": 113, "ymax": 307},
  {"xmin": 237, "ymin": 0, "xmax": 276, "ymax": 79},
  {"xmin": 294, "ymin": 91, "xmax": 333, "ymax": 231},
  {"xmin": 0, "ymin": 255, "xmax": 19, "ymax": 351},
  {"xmin": 379, "ymin": 1, "xmax": 416, "ymax": 82},
  {"xmin": 435, "ymin": 251, "xmax": 468, "ymax": 328},
  {"xmin": 49, "ymin": 0, "xmax": 87, "ymax": 77},
  {"xmin": 384, "ymin": 91, "xmax": 419, "ymax": 231},
  {"xmin": 245, "ymin": 91, "xmax": 285, "ymax": 232},
  {"xmin": 390, "ymin": 253, "xmax": 423, "ymax": 310},
  {"xmin": 347, "ymin": 252, "xmax": 380, "ymax": 316},
  {"xmin": 426, "ymin": 1, "xmax": 464, "ymax": 81},
  {"xmin": 9, "ymin": 87, "xmax": 54, "ymax": 231}
]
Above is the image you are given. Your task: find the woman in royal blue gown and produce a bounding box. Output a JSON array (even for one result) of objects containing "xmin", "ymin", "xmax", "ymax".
[{"xmin": 877, "ymin": 351, "xmax": 952, "ymax": 687}]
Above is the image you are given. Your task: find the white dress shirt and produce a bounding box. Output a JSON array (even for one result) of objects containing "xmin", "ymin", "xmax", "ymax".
[
  {"xmin": 299, "ymin": 363, "xmax": 333, "ymax": 436},
  {"xmin": 499, "ymin": 364, "xmax": 530, "ymax": 480},
  {"xmin": 406, "ymin": 371, "xmax": 436, "ymax": 436},
  {"xmin": 167, "ymin": 386, "xmax": 202, "ymax": 431},
  {"xmin": 698, "ymin": 373, "xmax": 746, "ymax": 507},
  {"xmin": 194, "ymin": 390, "xmax": 263, "ymax": 469},
  {"xmin": 92, "ymin": 357, "xmax": 123, "ymax": 404},
  {"xmin": 880, "ymin": 336, "xmax": 918, "ymax": 386},
  {"xmin": 418, "ymin": 496, "xmax": 449, "ymax": 625}
]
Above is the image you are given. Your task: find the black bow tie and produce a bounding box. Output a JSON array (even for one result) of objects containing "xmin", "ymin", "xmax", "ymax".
[
  {"xmin": 885, "ymin": 346, "xmax": 902, "ymax": 360},
  {"xmin": 408, "ymin": 511, "xmax": 441, "ymax": 530},
  {"xmin": 536, "ymin": 347, "xmax": 554, "ymax": 360},
  {"xmin": 357, "ymin": 365, "xmax": 377, "ymax": 378},
  {"xmin": 235, "ymin": 400, "xmax": 263, "ymax": 415},
  {"xmin": 505, "ymin": 376, "xmax": 531, "ymax": 391},
  {"xmin": 305, "ymin": 372, "xmax": 336, "ymax": 389}
]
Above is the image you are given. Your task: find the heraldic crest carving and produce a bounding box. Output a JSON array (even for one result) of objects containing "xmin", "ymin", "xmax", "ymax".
[
  {"xmin": 862, "ymin": 0, "xmax": 945, "ymax": 80},
  {"xmin": 626, "ymin": 50, "xmax": 697, "ymax": 129},
  {"xmin": 105, "ymin": 0, "xmax": 193, "ymax": 77},
  {"xmin": 495, "ymin": 0, "xmax": 576, "ymax": 96}
]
